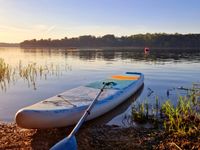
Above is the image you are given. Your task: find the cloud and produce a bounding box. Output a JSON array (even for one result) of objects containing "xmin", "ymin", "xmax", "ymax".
[
  {"xmin": 31, "ymin": 24, "xmax": 55, "ymax": 33},
  {"xmin": 0, "ymin": 25, "xmax": 30, "ymax": 32},
  {"xmin": 0, "ymin": 24, "xmax": 57, "ymax": 42},
  {"xmin": 46, "ymin": 26, "xmax": 56, "ymax": 34},
  {"xmin": 0, "ymin": 24, "xmax": 55, "ymax": 33}
]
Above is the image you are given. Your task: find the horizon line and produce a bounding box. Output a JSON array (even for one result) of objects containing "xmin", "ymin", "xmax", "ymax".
[{"xmin": 1, "ymin": 32, "xmax": 200, "ymax": 44}]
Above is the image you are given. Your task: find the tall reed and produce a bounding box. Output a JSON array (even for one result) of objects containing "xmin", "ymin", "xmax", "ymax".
[
  {"xmin": 0, "ymin": 58, "xmax": 12, "ymax": 91},
  {"xmin": 0, "ymin": 58, "xmax": 71, "ymax": 91},
  {"xmin": 131, "ymin": 91, "xmax": 200, "ymax": 136}
]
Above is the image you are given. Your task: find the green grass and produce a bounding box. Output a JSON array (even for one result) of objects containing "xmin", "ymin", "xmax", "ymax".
[
  {"xmin": 162, "ymin": 94, "xmax": 200, "ymax": 136},
  {"xmin": 131, "ymin": 89, "xmax": 200, "ymax": 136}
]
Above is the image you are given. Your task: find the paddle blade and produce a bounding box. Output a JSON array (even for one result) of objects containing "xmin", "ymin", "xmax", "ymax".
[{"xmin": 50, "ymin": 136, "xmax": 77, "ymax": 150}]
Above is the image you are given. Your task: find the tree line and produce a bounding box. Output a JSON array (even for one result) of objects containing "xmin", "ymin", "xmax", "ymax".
[{"xmin": 20, "ymin": 33, "xmax": 200, "ymax": 48}]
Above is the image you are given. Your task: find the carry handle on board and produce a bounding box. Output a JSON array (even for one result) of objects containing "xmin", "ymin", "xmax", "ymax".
[{"xmin": 50, "ymin": 81, "xmax": 116, "ymax": 150}]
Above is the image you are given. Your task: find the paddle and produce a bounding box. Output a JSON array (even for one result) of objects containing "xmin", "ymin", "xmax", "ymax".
[{"xmin": 50, "ymin": 81, "xmax": 116, "ymax": 150}]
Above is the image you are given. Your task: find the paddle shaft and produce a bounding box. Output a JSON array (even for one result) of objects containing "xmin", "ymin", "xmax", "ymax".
[
  {"xmin": 67, "ymin": 82, "xmax": 109, "ymax": 139},
  {"xmin": 50, "ymin": 82, "xmax": 114, "ymax": 150}
]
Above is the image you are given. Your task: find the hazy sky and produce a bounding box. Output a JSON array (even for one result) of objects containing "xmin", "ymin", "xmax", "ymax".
[{"xmin": 0, "ymin": 0, "xmax": 200, "ymax": 43}]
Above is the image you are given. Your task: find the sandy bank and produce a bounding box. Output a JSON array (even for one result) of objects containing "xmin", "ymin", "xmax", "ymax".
[{"xmin": 0, "ymin": 122, "xmax": 199, "ymax": 150}]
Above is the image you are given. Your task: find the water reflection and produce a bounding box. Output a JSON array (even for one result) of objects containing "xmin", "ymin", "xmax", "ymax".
[
  {"xmin": 21, "ymin": 48, "xmax": 200, "ymax": 63},
  {"xmin": 87, "ymin": 84, "xmax": 144, "ymax": 127}
]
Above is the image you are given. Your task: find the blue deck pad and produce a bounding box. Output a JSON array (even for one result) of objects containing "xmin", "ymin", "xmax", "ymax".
[{"xmin": 86, "ymin": 79, "xmax": 136, "ymax": 90}]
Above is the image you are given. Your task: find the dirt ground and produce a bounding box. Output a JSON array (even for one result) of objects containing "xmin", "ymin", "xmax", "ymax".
[{"xmin": 0, "ymin": 122, "xmax": 199, "ymax": 150}]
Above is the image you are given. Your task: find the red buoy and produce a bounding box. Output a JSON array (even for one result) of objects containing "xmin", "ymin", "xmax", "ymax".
[{"xmin": 144, "ymin": 47, "xmax": 150, "ymax": 53}]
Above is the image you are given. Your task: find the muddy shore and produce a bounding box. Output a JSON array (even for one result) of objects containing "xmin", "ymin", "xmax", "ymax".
[{"xmin": 0, "ymin": 122, "xmax": 199, "ymax": 150}]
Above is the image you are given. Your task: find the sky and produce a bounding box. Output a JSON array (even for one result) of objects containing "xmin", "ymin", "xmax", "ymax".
[{"xmin": 0, "ymin": 0, "xmax": 200, "ymax": 43}]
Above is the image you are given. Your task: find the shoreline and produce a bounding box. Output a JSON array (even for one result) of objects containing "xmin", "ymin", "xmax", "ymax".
[
  {"xmin": 1, "ymin": 45, "xmax": 200, "ymax": 50},
  {"xmin": 0, "ymin": 122, "xmax": 199, "ymax": 150}
]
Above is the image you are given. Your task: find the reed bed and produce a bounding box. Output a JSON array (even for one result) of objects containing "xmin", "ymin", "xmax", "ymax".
[
  {"xmin": 0, "ymin": 58, "xmax": 12, "ymax": 91},
  {"xmin": 0, "ymin": 58, "xmax": 71, "ymax": 91},
  {"xmin": 130, "ymin": 87, "xmax": 200, "ymax": 137}
]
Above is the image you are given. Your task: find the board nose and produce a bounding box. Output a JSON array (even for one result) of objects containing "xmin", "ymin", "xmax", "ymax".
[
  {"xmin": 15, "ymin": 109, "xmax": 25, "ymax": 128},
  {"xmin": 15, "ymin": 109, "xmax": 34, "ymax": 129}
]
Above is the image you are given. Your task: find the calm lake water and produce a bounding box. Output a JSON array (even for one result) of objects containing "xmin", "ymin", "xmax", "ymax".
[{"xmin": 0, "ymin": 47, "xmax": 200, "ymax": 126}]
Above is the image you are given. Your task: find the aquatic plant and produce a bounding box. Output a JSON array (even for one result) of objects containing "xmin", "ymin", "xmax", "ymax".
[
  {"xmin": 0, "ymin": 58, "xmax": 12, "ymax": 91},
  {"xmin": 131, "ymin": 102, "xmax": 146, "ymax": 123},
  {"xmin": 162, "ymin": 94, "xmax": 200, "ymax": 136},
  {"xmin": 0, "ymin": 58, "xmax": 71, "ymax": 91},
  {"xmin": 130, "ymin": 87, "xmax": 200, "ymax": 136},
  {"xmin": 131, "ymin": 96, "xmax": 161, "ymax": 125}
]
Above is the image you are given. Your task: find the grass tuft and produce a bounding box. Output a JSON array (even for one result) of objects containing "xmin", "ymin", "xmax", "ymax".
[{"xmin": 131, "ymin": 87, "xmax": 200, "ymax": 137}]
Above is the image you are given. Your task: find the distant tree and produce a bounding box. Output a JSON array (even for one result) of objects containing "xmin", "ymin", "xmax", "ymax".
[{"xmin": 20, "ymin": 33, "xmax": 200, "ymax": 48}]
